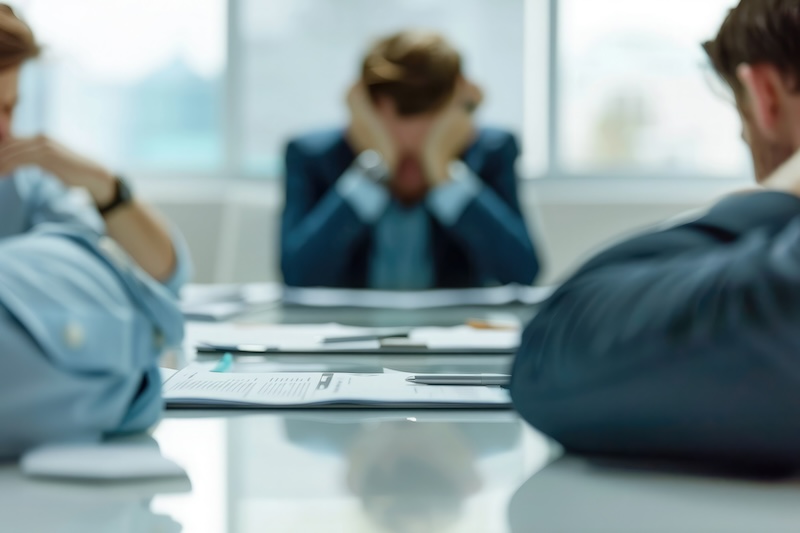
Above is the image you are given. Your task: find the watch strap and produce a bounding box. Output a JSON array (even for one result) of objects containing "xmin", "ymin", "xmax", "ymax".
[{"xmin": 98, "ymin": 176, "xmax": 134, "ymax": 216}]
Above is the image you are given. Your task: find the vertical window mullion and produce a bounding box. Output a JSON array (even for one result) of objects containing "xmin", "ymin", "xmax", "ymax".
[
  {"xmin": 224, "ymin": 0, "xmax": 243, "ymax": 180},
  {"xmin": 547, "ymin": 0, "xmax": 560, "ymax": 178}
]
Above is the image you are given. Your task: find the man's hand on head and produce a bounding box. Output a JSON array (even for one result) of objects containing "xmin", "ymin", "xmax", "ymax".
[
  {"xmin": 422, "ymin": 80, "xmax": 482, "ymax": 187},
  {"xmin": 346, "ymin": 83, "xmax": 398, "ymax": 171},
  {"xmin": 0, "ymin": 135, "xmax": 116, "ymax": 205}
]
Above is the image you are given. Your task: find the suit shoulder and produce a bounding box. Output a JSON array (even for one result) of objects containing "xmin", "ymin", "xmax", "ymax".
[
  {"xmin": 473, "ymin": 127, "xmax": 519, "ymax": 154},
  {"xmin": 286, "ymin": 129, "xmax": 350, "ymax": 159}
]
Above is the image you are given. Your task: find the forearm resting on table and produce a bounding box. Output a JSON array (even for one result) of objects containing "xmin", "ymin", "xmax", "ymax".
[{"xmin": 104, "ymin": 201, "xmax": 177, "ymax": 283}]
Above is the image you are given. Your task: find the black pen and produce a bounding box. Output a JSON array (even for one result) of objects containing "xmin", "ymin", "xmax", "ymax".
[
  {"xmin": 196, "ymin": 342, "xmax": 280, "ymax": 354},
  {"xmin": 406, "ymin": 374, "xmax": 511, "ymax": 386},
  {"xmin": 322, "ymin": 333, "xmax": 408, "ymax": 344}
]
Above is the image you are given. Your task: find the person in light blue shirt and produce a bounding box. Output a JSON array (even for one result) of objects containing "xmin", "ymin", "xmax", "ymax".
[{"xmin": 0, "ymin": 5, "xmax": 192, "ymax": 459}]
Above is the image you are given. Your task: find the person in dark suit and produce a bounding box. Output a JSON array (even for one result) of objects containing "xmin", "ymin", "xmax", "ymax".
[
  {"xmin": 281, "ymin": 31, "xmax": 540, "ymax": 289},
  {"xmin": 512, "ymin": 0, "xmax": 800, "ymax": 468}
]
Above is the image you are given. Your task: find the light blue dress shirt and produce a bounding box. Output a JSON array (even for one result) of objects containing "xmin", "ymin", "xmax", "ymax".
[
  {"xmin": 368, "ymin": 202, "xmax": 435, "ymax": 290},
  {"xmin": 0, "ymin": 167, "xmax": 192, "ymax": 459},
  {"xmin": 336, "ymin": 161, "xmax": 482, "ymax": 290}
]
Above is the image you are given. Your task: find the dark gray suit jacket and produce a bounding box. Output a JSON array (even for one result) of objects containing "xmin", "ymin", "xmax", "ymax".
[
  {"xmin": 280, "ymin": 128, "xmax": 539, "ymax": 288},
  {"xmin": 511, "ymin": 191, "xmax": 800, "ymax": 468}
]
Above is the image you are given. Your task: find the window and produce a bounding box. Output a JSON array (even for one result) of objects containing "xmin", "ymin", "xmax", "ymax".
[
  {"xmin": 10, "ymin": 0, "xmax": 748, "ymax": 180},
  {"xmin": 236, "ymin": 0, "xmax": 525, "ymax": 178},
  {"xmin": 13, "ymin": 0, "xmax": 226, "ymax": 175},
  {"xmin": 556, "ymin": 0, "xmax": 748, "ymax": 178}
]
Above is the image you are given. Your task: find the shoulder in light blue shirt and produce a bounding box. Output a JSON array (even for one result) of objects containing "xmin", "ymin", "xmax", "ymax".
[{"xmin": 0, "ymin": 167, "xmax": 192, "ymax": 459}]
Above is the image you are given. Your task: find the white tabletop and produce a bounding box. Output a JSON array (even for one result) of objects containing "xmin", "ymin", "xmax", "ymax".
[{"xmin": 0, "ymin": 411, "xmax": 553, "ymax": 533}]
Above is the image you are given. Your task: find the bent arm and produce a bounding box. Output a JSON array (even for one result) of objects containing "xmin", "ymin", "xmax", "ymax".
[
  {"xmin": 103, "ymin": 199, "xmax": 184, "ymax": 286},
  {"xmin": 426, "ymin": 137, "xmax": 539, "ymax": 285},
  {"xmin": 281, "ymin": 142, "xmax": 389, "ymax": 287},
  {"xmin": 0, "ymin": 228, "xmax": 181, "ymax": 459},
  {"xmin": 511, "ymin": 191, "xmax": 800, "ymax": 466},
  {"xmin": 16, "ymin": 168, "xmax": 191, "ymax": 293}
]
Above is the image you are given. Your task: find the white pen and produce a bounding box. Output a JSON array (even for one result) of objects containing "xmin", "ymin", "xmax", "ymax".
[{"xmin": 406, "ymin": 374, "xmax": 511, "ymax": 386}]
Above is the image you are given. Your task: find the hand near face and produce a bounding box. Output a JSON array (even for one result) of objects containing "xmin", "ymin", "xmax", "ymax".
[
  {"xmin": 0, "ymin": 135, "xmax": 116, "ymax": 205},
  {"xmin": 422, "ymin": 80, "xmax": 483, "ymax": 186},
  {"xmin": 346, "ymin": 82, "xmax": 398, "ymax": 170}
]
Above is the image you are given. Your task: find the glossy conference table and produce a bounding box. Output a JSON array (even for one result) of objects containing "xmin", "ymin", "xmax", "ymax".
[
  {"xmin": 5, "ymin": 303, "xmax": 800, "ymax": 532},
  {"xmin": 6, "ymin": 413, "xmax": 800, "ymax": 533}
]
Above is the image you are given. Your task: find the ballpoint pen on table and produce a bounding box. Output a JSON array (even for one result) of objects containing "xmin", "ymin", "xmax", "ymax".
[
  {"xmin": 198, "ymin": 329, "xmax": 414, "ymax": 353},
  {"xmin": 197, "ymin": 342, "xmax": 279, "ymax": 354},
  {"xmin": 406, "ymin": 374, "xmax": 511, "ymax": 386},
  {"xmin": 321, "ymin": 333, "xmax": 408, "ymax": 344}
]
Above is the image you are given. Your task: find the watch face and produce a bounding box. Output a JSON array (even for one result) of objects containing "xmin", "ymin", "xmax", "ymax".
[
  {"xmin": 359, "ymin": 150, "xmax": 383, "ymax": 170},
  {"xmin": 116, "ymin": 177, "xmax": 133, "ymax": 203},
  {"xmin": 358, "ymin": 151, "xmax": 389, "ymax": 183}
]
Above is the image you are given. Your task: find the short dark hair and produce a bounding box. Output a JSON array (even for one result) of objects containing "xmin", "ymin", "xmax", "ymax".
[
  {"xmin": 703, "ymin": 0, "xmax": 800, "ymax": 96},
  {"xmin": 361, "ymin": 30, "xmax": 461, "ymax": 116}
]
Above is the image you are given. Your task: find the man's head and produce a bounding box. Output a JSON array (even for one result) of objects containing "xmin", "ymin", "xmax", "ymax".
[
  {"xmin": 704, "ymin": 0, "xmax": 800, "ymax": 182},
  {"xmin": 0, "ymin": 5, "xmax": 38, "ymax": 143},
  {"xmin": 361, "ymin": 30, "xmax": 462, "ymax": 155}
]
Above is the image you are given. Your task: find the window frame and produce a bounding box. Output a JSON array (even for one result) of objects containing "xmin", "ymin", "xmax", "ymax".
[
  {"xmin": 535, "ymin": 0, "xmax": 750, "ymax": 182},
  {"xmin": 121, "ymin": 0, "xmax": 753, "ymax": 183}
]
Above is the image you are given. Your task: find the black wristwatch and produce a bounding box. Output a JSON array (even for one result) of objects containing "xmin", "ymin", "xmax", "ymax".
[{"xmin": 98, "ymin": 176, "xmax": 134, "ymax": 216}]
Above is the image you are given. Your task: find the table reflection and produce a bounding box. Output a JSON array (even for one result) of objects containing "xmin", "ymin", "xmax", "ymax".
[
  {"xmin": 509, "ymin": 456, "xmax": 800, "ymax": 533},
  {"xmin": 0, "ymin": 460, "xmax": 189, "ymax": 533},
  {"xmin": 285, "ymin": 416, "xmax": 521, "ymax": 532},
  {"xmin": 170, "ymin": 412, "xmax": 537, "ymax": 533}
]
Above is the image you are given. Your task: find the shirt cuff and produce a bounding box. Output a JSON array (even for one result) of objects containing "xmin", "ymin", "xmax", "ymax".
[
  {"xmin": 162, "ymin": 224, "xmax": 194, "ymax": 297},
  {"xmin": 426, "ymin": 161, "xmax": 482, "ymax": 226},
  {"xmin": 335, "ymin": 166, "xmax": 391, "ymax": 224}
]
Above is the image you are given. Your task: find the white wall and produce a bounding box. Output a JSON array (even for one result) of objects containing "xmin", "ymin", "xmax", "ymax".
[{"xmin": 144, "ymin": 179, "xmax": 747, "ymax": 285}]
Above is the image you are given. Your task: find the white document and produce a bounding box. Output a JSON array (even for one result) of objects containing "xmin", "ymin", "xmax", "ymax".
[
  {"xmin": 181, "ymin": 283, "xmax": 283, "ymax": 321},
  {"xmin": 186, "ymin": 323, "xmax": 520, "ymax": 354},
  {"xmin": 410, "ymin": 326, "xmax": 520, "ymax": 350},
  {"xmin": 186, "ymin": 322, "xmax": 383, "ymax": 352},
  {"xmin": 163, "ymin": 367, "xmax": 511, "ymax": 409},
  {"xmin": 281, "ymin": 284, "xmax": 555, "ymax": 310}
]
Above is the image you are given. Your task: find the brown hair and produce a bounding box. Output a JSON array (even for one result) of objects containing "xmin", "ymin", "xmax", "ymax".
[
  {"xmin": 703, "ymin": 0, "xmax": 800, "ymax": 97},
  {"xmin": 361, "ymin": 31, "xmax": 461, "ymax": 116},
  {"xmin": 0, "ymin": 4, "xmax": 39, "ymax": 71}
]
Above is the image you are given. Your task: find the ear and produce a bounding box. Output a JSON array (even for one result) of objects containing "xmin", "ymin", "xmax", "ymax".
[{"xmin": 737, "ymin": 64, "xmax": 786, "ymax": 141}]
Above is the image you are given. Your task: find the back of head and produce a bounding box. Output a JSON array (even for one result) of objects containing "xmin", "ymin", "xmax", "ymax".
[
  {"xmin": 361, "ymin": 30, "xmax": 461, "ymax": 117},
  {"xmin": 703, "ymin": 0, "xmax": 800, "ymax": 97}
]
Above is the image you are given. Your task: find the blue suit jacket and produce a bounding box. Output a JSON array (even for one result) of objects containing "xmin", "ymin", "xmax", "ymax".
[
  {"xmin": 511, "ymin": 191, "xmax": 800, "ymax": 468},
  {"xmin": 281, "ymin": 128, "xmax": 540, "ymax": 288}
]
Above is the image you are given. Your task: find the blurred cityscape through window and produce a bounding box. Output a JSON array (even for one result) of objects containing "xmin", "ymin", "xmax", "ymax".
[
  {"xmin": 559, "ymin": 0, "xmax": 747, "ymax": 178},
  {"xmin": 9, "ymin": 0, "xmax": 747, "ymax": 180}
]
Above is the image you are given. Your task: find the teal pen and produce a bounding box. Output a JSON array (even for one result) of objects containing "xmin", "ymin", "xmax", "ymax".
[{"xmin": 211, "ymin": 353, "xmax": 234, "ymax": 373}]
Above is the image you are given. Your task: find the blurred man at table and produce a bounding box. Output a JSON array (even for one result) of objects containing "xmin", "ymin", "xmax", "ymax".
[
  {"xmin": 281, "ymin": 31, "xmax": 540, "ymax": 289},
  {"xmin": 512, "ymin": 0, "xmax": 800, "ymax": 468},
  {"xmin": 0, "ymin": 5, "xmax": 191, "ymax": 458}
]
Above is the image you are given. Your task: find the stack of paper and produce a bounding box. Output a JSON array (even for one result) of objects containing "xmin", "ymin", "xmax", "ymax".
[
  {"xmin": 282, "ymin": 284, "xmax": 555, "ymax": 310},
  {"xmin": 181, "ymin": 283, "xmax": 282, "ymax": 321},
  {"xmin": 163, "ymin": 367, "xmax": 511, "ymax": 409},
  {"xmin": 186, "ymin": 323, "xmax": 521, "ymax": 355}
]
